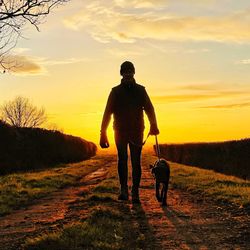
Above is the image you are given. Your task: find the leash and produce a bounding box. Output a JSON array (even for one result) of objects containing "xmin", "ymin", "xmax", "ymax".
[
  {"xmin": 155, "ymin": 135, "xmax": 161, "ymax": 160},
  {"xmin": 129, "ymin": 132, "xmax": 150, "ymax": 147},
  {"xmin": 129, "ymin": 134, "xmax": 161, "ymax": 156}
]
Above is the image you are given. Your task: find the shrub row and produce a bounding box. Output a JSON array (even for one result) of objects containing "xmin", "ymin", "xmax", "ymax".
[
  {"xmin": 158, "ymin": 139, "xmax": 250, "ymax": 180},
  {"xmin": 0, "ymin": 121, "xmax": 97, "ymax": 174}
]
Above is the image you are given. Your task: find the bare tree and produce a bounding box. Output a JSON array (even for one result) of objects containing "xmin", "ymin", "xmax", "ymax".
[
  {"xmin": 0, "ymin": 96, "xmax": 47, "ymax": 127},
  {"xmin": 0, "ymin": 0, "xmax": 69, "ymax": 72}
]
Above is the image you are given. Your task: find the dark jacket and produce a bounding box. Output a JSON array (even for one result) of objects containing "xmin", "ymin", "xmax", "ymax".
[{"xmin": 101, "ymin": 80, "xmax": 157, "ymax": 133}]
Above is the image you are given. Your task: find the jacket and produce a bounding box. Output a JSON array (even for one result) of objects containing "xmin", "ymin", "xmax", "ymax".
[{"xmin": 101, "ymin": 80, "xmax": 158, "ymax": 133}]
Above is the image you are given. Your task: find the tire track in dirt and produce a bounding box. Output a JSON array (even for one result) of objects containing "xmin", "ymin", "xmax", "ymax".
[{"xmin": 0, "ymin": 166, "xmax": 110, "ymax": 250}]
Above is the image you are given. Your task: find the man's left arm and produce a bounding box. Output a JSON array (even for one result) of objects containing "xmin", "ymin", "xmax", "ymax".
[{"xmin": 142, "ymin": 88, "xmax": 160, "ymax": 135}]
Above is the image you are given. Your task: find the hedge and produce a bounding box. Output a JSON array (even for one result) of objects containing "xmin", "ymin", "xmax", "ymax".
[{"xmin": 0, "ymin": 121, "xmax": 97, "ymax": 174}]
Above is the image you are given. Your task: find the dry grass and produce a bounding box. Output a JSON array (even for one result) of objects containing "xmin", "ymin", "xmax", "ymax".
[
  {"xmin": 0, "ymin": 157, "xmax": 104, "ymax": 215},
  {"xmin": 25, "ymin": 207, "xmax": 125, "ymax": 250},
  {"xmin": 143, "ymin": 152, "xmax": 250, "ymax": 207},
  {"xmin": 169, "ymin": 161, "xmax": 250, "ymax": 207}
]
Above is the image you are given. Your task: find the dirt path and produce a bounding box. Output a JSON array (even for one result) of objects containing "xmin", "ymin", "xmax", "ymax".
[
  {"xmin": 0, "ymin": 154, "xmax": 249, "ymax": 249},
  {"xmin": 137, "ymin": 159, "xmax": 250, "ymax": 249},
  {"xmin": 0, "ymin": 166, "xmax": 110, "ymax": 250}
]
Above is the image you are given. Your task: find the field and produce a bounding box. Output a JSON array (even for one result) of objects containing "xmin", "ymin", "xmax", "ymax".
[{"xmin": 0, "ymin": 151, "xmax": 249, "ymax": 249}]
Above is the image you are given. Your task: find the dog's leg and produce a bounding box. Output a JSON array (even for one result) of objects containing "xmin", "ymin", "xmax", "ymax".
[
  {"xmin": 162, "ymin": 182, "xmax": 168, "ymax": 206},
  {"xmin": 156, "ymin": 181, "xmax": 161, "ymax": 202}
]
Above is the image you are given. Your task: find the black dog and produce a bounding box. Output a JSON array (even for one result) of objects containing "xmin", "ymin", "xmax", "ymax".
[{"xmin": 150, "ymin": 159, "xmax": 170, "ymax": 206}]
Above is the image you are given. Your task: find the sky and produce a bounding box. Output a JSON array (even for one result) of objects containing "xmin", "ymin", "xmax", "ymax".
[{"xmin": 1, "ymin": 0, "xmax": 250, "ymax": 148}]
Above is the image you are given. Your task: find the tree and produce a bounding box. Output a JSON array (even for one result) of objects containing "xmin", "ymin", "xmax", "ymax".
[
  {"xmin": 0, "ymin": 0, "xmax": 69, "ymax": 72},
  {"xmin": 0, "ymin": 96, "xmax": 47, "ymax": 127}
]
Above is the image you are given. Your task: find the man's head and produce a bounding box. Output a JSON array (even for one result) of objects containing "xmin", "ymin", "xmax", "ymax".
[{"xmin": 120, "ymin": 61, "xmax": 135, "ymax": 81}]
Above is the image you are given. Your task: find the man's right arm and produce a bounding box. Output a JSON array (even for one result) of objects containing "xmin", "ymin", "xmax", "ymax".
[
  {"xmin": 101, "ymin": 89, "xmax": 114, "ymax": 132},
  {"xmin": 100, "ymin": 90, "xmax": 114, "ymax": 148}
]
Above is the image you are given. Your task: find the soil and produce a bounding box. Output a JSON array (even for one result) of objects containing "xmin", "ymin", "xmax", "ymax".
[{"xmin": 0, "ymin": 154, "xmax": 249, "ymax": 250}]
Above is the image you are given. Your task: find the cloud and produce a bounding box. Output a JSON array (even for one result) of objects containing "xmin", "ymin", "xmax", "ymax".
[
  {"xmin": 106, "ymin": 47, "xmax": 147, "ymax": 57},
  {"xmin": 114, "ymin": 0, "xmax": 215, "ymax": 9},
  {"xmin": 145, "ymin": 42, "xmax": 211, "ymax": 54},
  {"xmin": 79, "ymin": 111, "xmax": 102, "ymax": 116},
  {"xmin": 152, "ymin": 88, "xmax": 250, "ymax": 103},
  {"xmin": 43, "ymin": 58, "xmax": 88, "ymax": 66},
  {"xmin": 200, "ymin": 102, "xmax": 250, "ymax": 109},
  {"xmin": 153, "ymin": 94, "xmax": 219, "ymax": 103},
  {"xmin": 8, "ymin": 55, "xmax": 45, "ymax": 75},
  {"xmin": 7, "ymin": 52, "xmax": 88, "ymax": 75},
  {"xmin": 177, "ymin": 84, "xmax": 218, "ymax": 91},
  {"xmin": 11, "ymin": 48, "xmax": 31, "ymax": 54},
  {"xmin": 236, "ymin": 59, "xmax": 250, "ymax": 65},
  {"xmin": 64, "ymin": 2, "xmax": 250, "ymax": 44},
  {"xmin": 114, "ymin": 0, "xmax": 166, "ymax": 8}
]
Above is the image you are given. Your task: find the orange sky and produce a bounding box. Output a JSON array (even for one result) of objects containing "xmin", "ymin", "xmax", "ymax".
[{"xmin": 1, "ymin": 0, "xmax": 250, "ymax": 148}]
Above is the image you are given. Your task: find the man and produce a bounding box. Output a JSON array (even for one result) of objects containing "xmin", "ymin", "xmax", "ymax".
[{"xmin": 100, "ymin": 61, "xmax": 159, "ymax": 203}]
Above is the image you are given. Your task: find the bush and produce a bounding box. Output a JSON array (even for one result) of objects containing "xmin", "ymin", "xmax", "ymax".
[
  {"xmin": 0, "ymin": 121, "xmax": 97, "ymax": 174},
  {"xmin": 159, "ymin": 139, "xmax": 250, "ymax": 180}
]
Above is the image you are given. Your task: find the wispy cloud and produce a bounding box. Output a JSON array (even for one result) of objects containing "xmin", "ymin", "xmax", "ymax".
[
  {"xmin": 114, "ymin": 0, "xmax": 166, "ymax": 9},
  {"xmin": 153, "ymin": 94, "xmax": 219, "ymax": 103},
  {"xmin": 200, "ymin": 102, "xmax": 250, "ymax": 109},
  {"xmin": 106, "ymin": 47, "xmax": 147, "ymax": 57},
  {"xmin": 79, "ymin": 111, "xmax": 102, "ymax": 116},
  {"xmin": 8, "ymin": 51, "xmax": 88, "ymax": 75},
  {"xmin": 236, "ymin": 59, "xmax": 250, "ymax": 65},
  {"xmin": 12, "ymin": 48, "xmax": 31, "ymax": 54},
  {"xmin": 64, "ymin": 2, "xmax": 250, "ymax": 44},
  {"xmin": 114, "ymin": 0, "xmax": 215, "ymax": 9},
  {"xmin": 152, "ymin": 88, "xmax": 250, "ymax": 103},
  {"xmin": 177, "ymin": 84, "xmax": 219, "ymax": 91},
  {"xmin": 9, "ymin": 55, "xmax": 45, "ymax": 75},
  {"xmin": 145, "ymin": 42, "xmax": 211, "ymax": 54},
  {"xmin": 43, "ymin": 58, "xmax": 88, "ymax": 66}
]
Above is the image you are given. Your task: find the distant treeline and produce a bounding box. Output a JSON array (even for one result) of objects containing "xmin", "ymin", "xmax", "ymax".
[
  {"xmin": 0, "ymin": 121, "xmax": 97, "ymax": 174},
  {"xmin": 158, "ymin": 139, "xmax": 250, "ymax": 180}
]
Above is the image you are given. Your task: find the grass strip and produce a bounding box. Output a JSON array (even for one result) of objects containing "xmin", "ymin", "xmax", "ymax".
[
  {"xmin": 170, "ymin": 161, "xmax": 250, "ymax": 207},
  {"xmin": 142, "ymin": 154, "xmax": 250, "ymax": 207},
  {"xmin": 0, "ymin": 157, "xmax": 105, "ymax": 215},
  {"xmin": 24, "ymin": 207, "xmax": 125, "ymax": 250}
]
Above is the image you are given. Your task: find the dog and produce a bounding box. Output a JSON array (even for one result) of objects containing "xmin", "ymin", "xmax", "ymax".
[{"xmin": 150, "ymin": 159, "xmax": 170, "ymax": 206}]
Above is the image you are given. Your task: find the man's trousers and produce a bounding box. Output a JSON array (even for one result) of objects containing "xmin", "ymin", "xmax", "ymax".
[{"xmin": 114, "ymin": 130, "xmax": 143, "ymax": 192}]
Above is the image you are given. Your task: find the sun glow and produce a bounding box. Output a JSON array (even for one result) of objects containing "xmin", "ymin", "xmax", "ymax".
[{"xmin": 1, "ymin": 0, "xmax": 250, "ymax": 147}]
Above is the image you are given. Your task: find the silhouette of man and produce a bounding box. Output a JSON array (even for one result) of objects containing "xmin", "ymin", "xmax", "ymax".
[{"xmin": 100, "ymin": 61, "xmax": 159, "ymax": 203}]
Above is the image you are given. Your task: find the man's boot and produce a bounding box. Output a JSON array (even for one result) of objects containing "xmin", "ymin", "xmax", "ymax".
[
  {"xmin": 118, "ymin": 185, "xmax": 129, "ymax": 200},
  {"xmin": 131, "ymin": 187, "xmax": 140, "ymax": 204}
]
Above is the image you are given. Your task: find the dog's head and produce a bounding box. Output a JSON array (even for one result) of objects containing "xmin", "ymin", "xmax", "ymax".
[{"xmin": 150, "ymin": 159, "xmax": 170, "ymax": 181}]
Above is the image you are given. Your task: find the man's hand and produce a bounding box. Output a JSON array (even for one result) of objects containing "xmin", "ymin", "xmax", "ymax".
[
  {"xmin": 100, "ymin": 131, "xmax": 109, "ymax": 148},
  {"xmin": 149, "ymin": 124, "xmax": 160, "ymax": 135}
]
